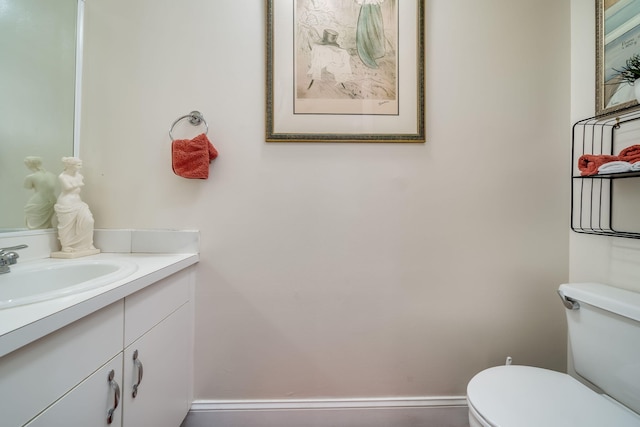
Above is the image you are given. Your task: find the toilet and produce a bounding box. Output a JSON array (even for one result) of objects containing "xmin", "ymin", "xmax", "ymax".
[{"xmin": 467, "ymin": 282, "xmax": 640, "ymax": 427}]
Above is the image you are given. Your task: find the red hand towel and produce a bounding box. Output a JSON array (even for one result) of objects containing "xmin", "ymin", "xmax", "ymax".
[
  {"xmin": 577, "ymin": 154, "xmax": 618, "ymax": 176},
  {"xmin": 171, "ymin": 133, "xmax": 218, "ymax": 179},
  {"xmin": 618, "ymin": 144, "xmax": 640, "ymax": 163}
]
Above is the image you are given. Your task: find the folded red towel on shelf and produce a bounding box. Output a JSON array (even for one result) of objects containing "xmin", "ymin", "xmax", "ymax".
[
  {"xmin": 577, "ymin": 154, "xmax": 619, "ymax": 176},
  {"xmin": 171, "ymin": 133, "xmax": 218, "ymax": 179},
  {"xmin": 618, "ymin": 144, "xmax": 640, "ymax": 163}
]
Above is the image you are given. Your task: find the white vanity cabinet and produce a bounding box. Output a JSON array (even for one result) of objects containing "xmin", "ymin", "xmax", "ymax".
[
  {"xmin": 24, "ymin": 353, "xmax": 125, "ymax": 427},
  {"xmin": 0, "ymin": 266, "xmax": 195, "ymax": 427},
  {"xmin": 1, "ymin": 301, "xmax": 124, "ymax": 427},
  {"xmin": 121, "ymin": 268, "xmax": 194, "ymax": 427}
]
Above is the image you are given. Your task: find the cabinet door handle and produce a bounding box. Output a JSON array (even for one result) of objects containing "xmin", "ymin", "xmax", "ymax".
[
  {"xmin": 132, "ymin": 349, "xmax": 144, "ymax": 398},
  {"xmin": 107, "ymin": 369, "xmax": 120, "ymax": 424}
]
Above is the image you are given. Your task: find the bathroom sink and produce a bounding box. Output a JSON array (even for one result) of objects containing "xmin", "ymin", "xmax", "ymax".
[{"xmin": 0, "ymin": 259, "xmax": 138, "ymax": 309}]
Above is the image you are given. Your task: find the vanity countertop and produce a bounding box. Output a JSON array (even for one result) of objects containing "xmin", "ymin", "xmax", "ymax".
[{"xmin": 0, "ymin": 252, "xmax": 199, "ymax": 358}]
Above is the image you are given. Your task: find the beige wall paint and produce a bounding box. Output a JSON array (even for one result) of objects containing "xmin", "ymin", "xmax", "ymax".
[{"xmin": 80, "ymin": 0, "xmax": 570, "ymax": 399}]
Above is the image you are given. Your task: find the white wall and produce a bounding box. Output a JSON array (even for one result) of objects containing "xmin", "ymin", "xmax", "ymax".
[
  {"xmin": 569, "ymin": 0, "xmax": 640, "ymax": 293},
  {"xmin": 80, "ymin": 0, "xmax": 570, "ymax": 399}
]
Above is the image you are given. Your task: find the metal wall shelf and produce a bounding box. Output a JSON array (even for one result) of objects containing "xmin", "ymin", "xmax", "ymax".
[{"xmin": 572, "ymin": 110, "xmax": 640, "ymax": 239}]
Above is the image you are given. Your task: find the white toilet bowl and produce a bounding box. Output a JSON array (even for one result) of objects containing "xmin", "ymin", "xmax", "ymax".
[
  {"xmin": 467, "ymin": 365, "xmax": 640, "ymax": 427},
  {"xmin": 467, "ymin": 282, "xmax": 640, "ymax": 427}
]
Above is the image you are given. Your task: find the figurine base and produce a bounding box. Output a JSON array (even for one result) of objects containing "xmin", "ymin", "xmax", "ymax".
[{"xmin": 51, "ymin": 248, "xmax": 101, "ymax": 259}]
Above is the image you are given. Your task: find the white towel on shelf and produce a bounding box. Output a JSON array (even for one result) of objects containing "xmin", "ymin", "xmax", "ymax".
[
  {"xmin": 598, "ymin": 160, "xmax": 632, "ymax": 174},
  {"xmin": 631, "ymin": 161, "xmax": 640, "ymax": 171}
]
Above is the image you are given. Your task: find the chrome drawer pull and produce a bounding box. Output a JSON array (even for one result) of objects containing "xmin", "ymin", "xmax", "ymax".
[
  {"xmin": 132, "ymin": 349, "xmax": 144, "ymax": 398},
  {"xmin": 107, "ymin": 369, "xmax": 120, "ymax": 424}
]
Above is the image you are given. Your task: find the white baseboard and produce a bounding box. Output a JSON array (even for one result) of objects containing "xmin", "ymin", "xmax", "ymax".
[
  {"xmin": 181, "ymin": 397, "xmax": 470, "ymax": 427},
  {"xmin": 189, "ymin": 396, "xmax": 468, "ymax": 411}
]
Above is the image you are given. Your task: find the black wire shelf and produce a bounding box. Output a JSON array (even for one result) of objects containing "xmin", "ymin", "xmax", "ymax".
[{"xmin": 571, "ymin": 110, "xmax": 640, "ymax": 239}]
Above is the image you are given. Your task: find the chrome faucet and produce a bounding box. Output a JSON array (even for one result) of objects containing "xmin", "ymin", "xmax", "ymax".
[{"xmin": 0, "ymin": 244, "xmax": 28, "ymax": 274}]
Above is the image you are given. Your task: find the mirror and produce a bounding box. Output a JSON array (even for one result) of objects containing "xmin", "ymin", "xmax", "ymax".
[
  {"xmin": 596, "ymin": 0, "xmax": 640, "ymax": 116},
  {"xmin": 0, "ymin": 0, "xmax": 82, "ymax": 232}
]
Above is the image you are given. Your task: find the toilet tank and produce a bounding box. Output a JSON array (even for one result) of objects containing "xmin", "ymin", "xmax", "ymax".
[{"xmin": 559, "ymin": 283, "xmax": 640, "ymax": 415}]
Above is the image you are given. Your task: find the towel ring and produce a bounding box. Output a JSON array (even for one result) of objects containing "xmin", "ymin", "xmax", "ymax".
[{"xmin": 169, "ymin": 111, "xmax": 209, "ymax": 141}]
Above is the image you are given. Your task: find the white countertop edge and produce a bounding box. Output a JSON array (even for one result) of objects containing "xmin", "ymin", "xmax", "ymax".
[{"xmin": 0, "ymin": 252, "xmax": 199, "ymax": 358}]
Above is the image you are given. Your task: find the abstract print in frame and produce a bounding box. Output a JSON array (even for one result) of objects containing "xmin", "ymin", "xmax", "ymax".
[{"xmin": 266, "ymin": 0, "xmax": 425, "ymax": 142}]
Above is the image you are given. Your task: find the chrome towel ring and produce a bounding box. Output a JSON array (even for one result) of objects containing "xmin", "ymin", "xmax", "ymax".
[{"xmin": 169, "ymin": 111, "xmax": 209, "ymax": 141}]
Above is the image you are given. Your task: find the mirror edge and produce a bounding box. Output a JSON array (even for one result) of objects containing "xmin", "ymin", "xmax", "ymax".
[{"xmin": 74, "ymin": 0, "xmax": 85, "ymax": 157}]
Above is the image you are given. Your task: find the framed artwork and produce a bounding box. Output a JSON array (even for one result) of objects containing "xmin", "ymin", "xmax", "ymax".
[
  {"xmin": 266, "ymin": 0, "xmax": 425, "ymax": 142},
  {"xmin": 596, "ymin": 0, "xmax": 640, "ymax": 116}
]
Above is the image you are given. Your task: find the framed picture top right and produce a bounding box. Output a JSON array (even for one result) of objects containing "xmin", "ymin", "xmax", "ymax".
[{"xmin": 596, "ymin": 0, "xmax": 640, "ymax": 116}]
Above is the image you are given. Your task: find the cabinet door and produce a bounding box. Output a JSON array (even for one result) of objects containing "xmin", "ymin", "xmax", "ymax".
[
  {"xmin": 0, "ymin": 302, "xmax": 123, "ymax": 427},
  {"xmin": 122, "ymin": 303, "xmax": 192, "ymax": 427},
  {"xmin": 124, "ymin": 268, "xmax": 191, "ymax": 347},
  {"xmin": 25, "ymin": 353, "xmax": 124, "ymax": 427}
]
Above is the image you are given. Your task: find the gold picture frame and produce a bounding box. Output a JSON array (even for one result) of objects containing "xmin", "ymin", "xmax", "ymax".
[
  {"xmin": 596, "ymin": 0, "xmax": 640, "ymax": 116},
  {"xmin": 266, "ymin": 0, "xmax": 425, "ymax": 142}
]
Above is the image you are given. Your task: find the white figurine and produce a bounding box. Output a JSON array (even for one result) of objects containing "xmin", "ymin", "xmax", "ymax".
[
  {"xmin": 23, "ymin": 156, "xmax": 58, "ymax": 229},
  {"xmin": 52, "ymin": 157, "xmax": 100, "ymax": 258}
]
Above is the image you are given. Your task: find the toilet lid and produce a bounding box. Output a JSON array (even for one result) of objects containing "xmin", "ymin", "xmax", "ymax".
[{"xmin": 467, "ymin": 365, "xmax": 640, "ymax": 427}]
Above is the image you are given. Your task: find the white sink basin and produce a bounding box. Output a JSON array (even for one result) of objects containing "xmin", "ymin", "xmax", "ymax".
[{"xmin": 0, "ymin": 259, "xmax": 138, "ymax": 309}]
